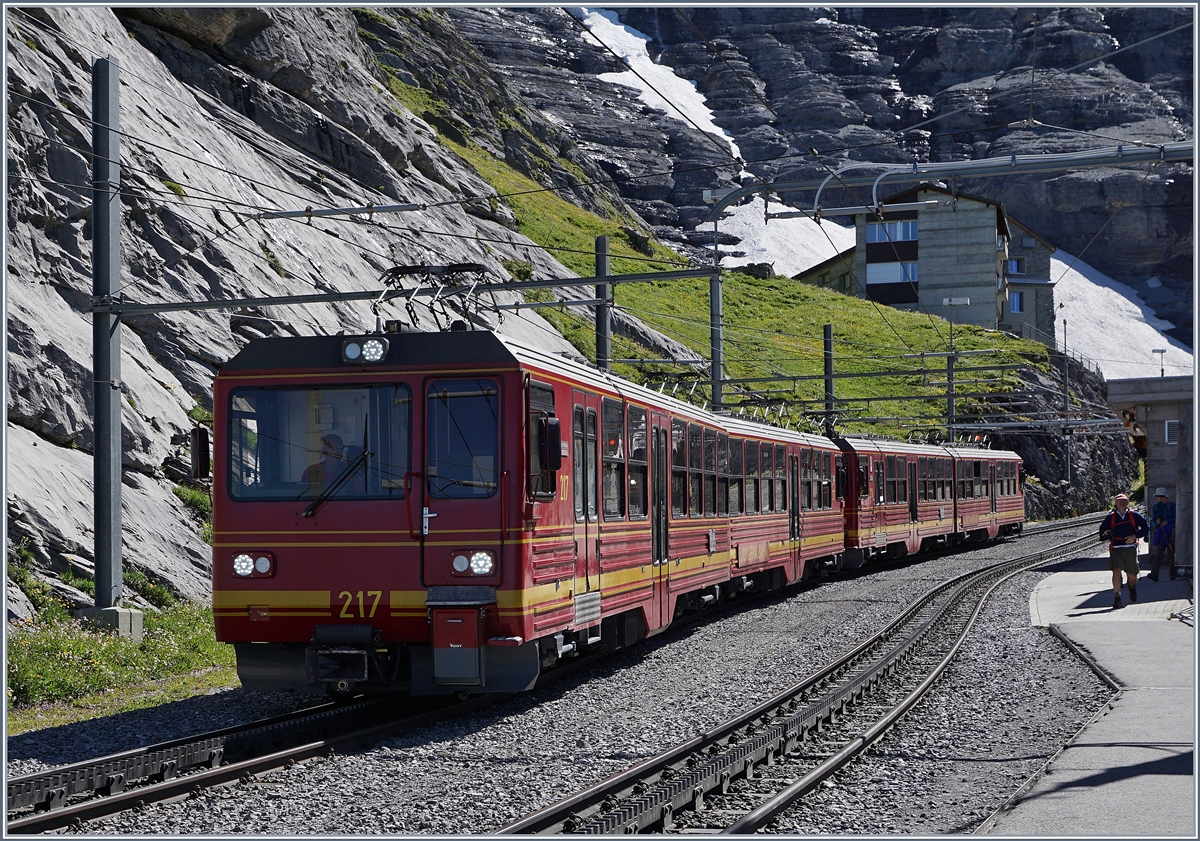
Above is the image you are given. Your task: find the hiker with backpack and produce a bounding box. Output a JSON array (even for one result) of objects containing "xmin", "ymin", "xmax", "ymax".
[
  {"xmin": 1148, "ymin": 487, "xmax": 1177, "ymax": 581},
  {"xmin": 1098, "ymin": 493, "xmax": 1149, "ymax": 609}
]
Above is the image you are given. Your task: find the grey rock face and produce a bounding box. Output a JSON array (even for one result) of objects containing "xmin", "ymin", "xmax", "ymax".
[
  {"xmin": 609, "ymin": 7, "xmax": 1192, "ymax": 342},
  {"xmin": 3, "ymin": 6, "xmax": 647, "ymax": 611}
]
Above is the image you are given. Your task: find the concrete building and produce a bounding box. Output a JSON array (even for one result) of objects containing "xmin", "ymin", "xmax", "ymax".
[
  {"xmin": 999, "ymin": 216, "xmax": 1059, "ymax": 348},
  {"xmin": 1106, "ymin": 375, "xmax": 1194, "ymax": 568},
  {"xmin": 851, "ymin": 183, "xmax": 1009, "ymax": 329}
]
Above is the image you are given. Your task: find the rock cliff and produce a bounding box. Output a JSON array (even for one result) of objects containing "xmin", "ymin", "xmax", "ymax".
[{"xmin": 6, "ymin": 7, "xmax": 1152, "ymax": 617}]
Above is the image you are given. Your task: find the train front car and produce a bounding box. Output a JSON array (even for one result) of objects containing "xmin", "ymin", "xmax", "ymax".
[{"xmin": 212, "ymin": 330, "xmax": 539, "ymax": 696}]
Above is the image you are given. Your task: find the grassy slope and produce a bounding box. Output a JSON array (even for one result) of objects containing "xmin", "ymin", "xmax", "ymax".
[{"xmin": 401, "ymin": 74, "xmax": 1052, "ymax": 439}]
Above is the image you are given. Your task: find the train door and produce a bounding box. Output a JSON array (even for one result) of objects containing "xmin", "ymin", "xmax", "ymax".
[
  {"xmin": 420, "ymin": 376, "xmax": 503, "ymax": 587},
  {"xmin": 571, "ymin": 390, "xmax": 601, "ymax": 594},
  {"xmin": 989, "ymin": 464, "xmax": 997, "ymax": 514},
  {"xmin": 908, "ymin": 460, "xmax": 918, "ymax": 522},
  {"xmin": 650, "ymin": 417, "xmax": 670, "ymax": 626}
]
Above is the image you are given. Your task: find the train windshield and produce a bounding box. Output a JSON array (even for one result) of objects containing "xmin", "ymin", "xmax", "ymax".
[
  {"xmin": 426, "ymin": 379, "xmax": 499, "ymax": 499},
  {"xmin": 227, "ymin": 385, "xmax": 411, "ymax": 500}
]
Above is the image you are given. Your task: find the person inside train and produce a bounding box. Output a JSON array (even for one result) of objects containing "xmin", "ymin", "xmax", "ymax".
[
  {"xmin": 302, "ymin": 433, "xmax": 365, "ymax": 494},
  {"xmin": 1099, "ymin": 492, "xmax": 1149, "ymax": 609},
  {"xmin": 1148, "ymin": 487, "xmax": 1176, "ymax": 581}
]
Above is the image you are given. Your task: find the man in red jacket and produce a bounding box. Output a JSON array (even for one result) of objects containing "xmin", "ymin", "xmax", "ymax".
[{"xmin": 1099, "ymin": 493, "xmax": 1149, "ymax": 609}]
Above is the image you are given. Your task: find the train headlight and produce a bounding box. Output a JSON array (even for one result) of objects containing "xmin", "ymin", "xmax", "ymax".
[
  {"xmin": 233, "ymin": 554, "xmax": 254, "ymax": 577},
  {"xmin": 452, "ymin": 554, "xmax": 470, "ymax": 573},
  {"xmin": 342, "ymin": 337, "xmax": 389, "ymax": 364},
  {"xmin": 469, "ymin": 551, "xmax": 495, "ymax": 575},
  {"xmin": 254, "ymin": 555, "xmax": 272, "ymax": 575}
]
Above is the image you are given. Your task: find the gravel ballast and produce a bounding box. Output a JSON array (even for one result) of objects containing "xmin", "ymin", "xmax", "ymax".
[{"xmin": 9, "ymin": 526, "xmax": 1110, "ymax": 834}]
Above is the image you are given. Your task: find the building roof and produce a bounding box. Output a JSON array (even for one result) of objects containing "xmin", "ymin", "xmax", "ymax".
[
  {"xmin": 879, "ymin": 182, "xmax": 1011, "ymax": 240},
  {"xmin": 792, "ymin": 246, "xmax": 855, "ymax": 280},
  {"xmin": 1006, "ymin": 214, "xmax": 1057, "ymax": 251}
]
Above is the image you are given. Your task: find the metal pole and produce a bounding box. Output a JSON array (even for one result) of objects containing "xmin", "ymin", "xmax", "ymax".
[
  {"xmin": 710, "ymin": 219, "xmax": 723, "ymax": 412},
  {"xmin": 823, "ymin": 324, "xmax": 835, "ymax": 437},
  {"xmin": 1063, "ymin": 318, "xmax": 1070, "ymax": 483},
  {"xmin": 594, "ymin": 235, "xmax": 611, "ymax": 371},
  {"xmin": 81, "ymin": 58, "xmax": 141, "ymax": 638},
  {"xmin": 92, "ymin": 57, "xmax": 122, "ymax": 613},
  {"xmin": 947, "ymin": 351, "xmax": 956, "ymax": 444}
]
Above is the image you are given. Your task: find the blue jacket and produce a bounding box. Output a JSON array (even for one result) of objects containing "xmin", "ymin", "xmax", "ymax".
[
  {"xmin": 1099, "ymin": 507, "xmax": 1149, "ymax": 549},
  {"xmin": 1151, "ymin": 500, "xmax": 1176, "ymax": 544}
]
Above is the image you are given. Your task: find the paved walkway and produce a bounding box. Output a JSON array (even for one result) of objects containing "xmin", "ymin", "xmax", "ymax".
[{"xmin": 983, "ymin": 549, "xmax": 1195, "ymax": 837}]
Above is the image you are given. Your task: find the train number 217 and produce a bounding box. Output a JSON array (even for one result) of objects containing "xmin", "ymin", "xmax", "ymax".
[{"xmin": 339, "ymin": 590, "xmax": 381, "ymax": 618}]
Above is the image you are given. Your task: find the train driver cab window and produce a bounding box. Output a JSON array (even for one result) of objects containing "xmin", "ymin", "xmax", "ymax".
[
  {"xmin": 601, "ymin": 399, "xmax": 625, "ymax": 520},
  {"xmin": 229, "ymin": 384, "xmax": 411, "ymax": 501},
  {"xmin": 627, "ymin": 406, "xmax": 648, "ymax": 519},
  {"xmin": 527, "ymin": 382, "xmax": 558, "ymax": 500},
  {"xmin": 744, "ymin": 440, "xmax": 759, "ymax": 514},
  {"xmin": 427, "ymin": 380, "xmax": 499, "ymax": 499},
  {"xmin": 671, "ymin": 420, "xmax": 687, "ymax": 517},
  {"xmin": 835, "ymin": 455, "xmax": 847, "ymax": 501}
]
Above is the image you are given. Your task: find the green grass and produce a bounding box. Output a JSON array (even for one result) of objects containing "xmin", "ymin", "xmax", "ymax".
[
  {"xmin": 159, "ymin": 178, "xmax": 186, "ymax": 200},
  {"xmin": 377, "ymin": 69, "xmax": 1052, "ymax": 439},
  {"xmin": 6, "ymin": 602, "xmax": 235, "ymax": 713},
  {"xmin": 187, "ymin": 403, "xmax": 213, "ymax": 425}
]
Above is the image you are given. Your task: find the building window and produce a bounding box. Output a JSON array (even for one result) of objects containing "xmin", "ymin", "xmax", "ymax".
[
  {"xmin": 867, "ymin": 220, "xmax": 918, "ymax": 243},
  {"xmin": 1009, "ymin": 290, "xmax": 1024, "ymax": 314},
  {"xmin": 1166, "ymin": 419, "xmax": 1179, "ymax": 445},
  {"xmin": 1006, "ymin": 259, "xmax": 1025, "ymax": 276},
  {"xmin": 865, "ymin": 262, "xmax": 919, "ymax": 304},
  {"xmin": 1021, "ymin": 236, "xmax": 1036, "ymax": 249}
]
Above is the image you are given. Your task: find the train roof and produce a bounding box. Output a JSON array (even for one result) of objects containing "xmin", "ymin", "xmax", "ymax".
[
  {"xmin": 836, "ymin": 436, "xmax": 1022, "ymax": 461},
  {"xmin": 221, "ymin": 329, "xmax": 1013, "ymax": 455}
]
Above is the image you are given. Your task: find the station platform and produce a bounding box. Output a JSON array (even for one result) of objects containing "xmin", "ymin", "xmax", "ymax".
[{"xmin": 982, "ymin": 549, "xmax": 1195, "ymax": 837}]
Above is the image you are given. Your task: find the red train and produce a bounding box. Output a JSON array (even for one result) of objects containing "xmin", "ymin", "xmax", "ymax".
[{"xmin": 210, "ymin": 329, "xmax": 1023, "ymax": 696}]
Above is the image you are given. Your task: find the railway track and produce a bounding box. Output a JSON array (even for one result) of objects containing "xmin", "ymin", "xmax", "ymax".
[
  {"xmin": 499, "ymin": 532, "xmax": 1094, "ymax": 835},
  {"xmin": 5, "ymin": 694, "xmax": 488, "ymax": 834},
  {"xmin": 8, "ymin": 521, "xmax": 1096, "ymax": 835}
]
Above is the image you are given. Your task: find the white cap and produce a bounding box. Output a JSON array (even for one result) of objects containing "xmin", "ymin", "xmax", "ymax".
[{"xmin": 1154, "ymin": 487, "xmax": 1168, "ymax": 497}]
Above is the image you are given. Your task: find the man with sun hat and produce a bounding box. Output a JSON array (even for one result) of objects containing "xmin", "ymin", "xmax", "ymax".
[{"xmin": 1099, "ymin": 492, "xmax": 1149, "ymax": 608}]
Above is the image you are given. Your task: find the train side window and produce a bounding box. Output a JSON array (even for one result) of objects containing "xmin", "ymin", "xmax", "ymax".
[
  {"xmin": 586, "ymin": 410, "xmax": 598, "ymax": 521},
  {"xmin": 973, "ymin": 460, "xmax": 983, "ymax": 499},
  {"xmin": 775, "ymin": 445, "xmax": 787, "ymax": 513},
  {"xmin": 858, "ymin": 456, "xmax": 870, "ymax": 500},
  {"xmin": 729, "ymin": 439, "xmax": 743, "ymax": 515},
  {"xmin": 917, "ymin": 457, "xmax": 926, "ymax": 502},
  {"xmin": 689, "ymin": 424, "xmax": 703, "ymax": 517},
  {"xmin": 835, "ymin": 454, "xmax": 847, "ymax": 501},
  {"xmin": 717, "ymin": 433, "xmax": 729, "ymax": 516},
  {"xmin": 573, "ymin": 408, "xmax": 585, "ymax": 521},
  {"xmin": 799, "ymin": 449, "xmax": 809, "ymax": 511},
  {"xmin": 601, "ymin": 399, "xmax": 625, "ymax": 520},
  {"xmin": 745, "ymin": 440, "xmax": 758, "ymax": 514},
  {"xmin": 885, "ymin": 455, "xmax": 897, "ymax": 504},
  {"xmin": 821, "ymin": 451, "xmax": 832, "ymax": 510},
  {"xmin": 528, "ymin": 382, "xmax": 557, "ymax": 500},
  {"xmin": 627, "ymin": 406, "xmax": 648, "ymax": 520},
  {"xmin": 703, "ymin": 429, "xmax": 717, "ymax": 516},
  {"xmin": 897, "ymin": 457, "xmax": 907, "ymax": 504},
  {"xmin": 671, "ymin": 419, "xmax": 687, "ymax": 518}
]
